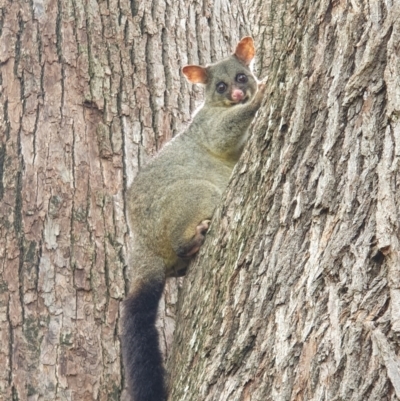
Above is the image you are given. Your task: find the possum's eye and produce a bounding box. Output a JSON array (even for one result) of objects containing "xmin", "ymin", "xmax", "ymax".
[
  {"xmin": 236, "ymin": 73, "xmax": 248, "ymax": 83},
  {"xmin": 216, "ymin": 82, "xmax": 227, "ymax": 93}
]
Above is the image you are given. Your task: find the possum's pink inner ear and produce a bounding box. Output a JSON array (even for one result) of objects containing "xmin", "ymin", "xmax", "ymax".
[
  {"xmin": 234, "ymin": 37, "xmax": 255, "ymax": 66},
  {"xmin": 182, "ymin": 65, "xmax": 208, "ymax": 84}
]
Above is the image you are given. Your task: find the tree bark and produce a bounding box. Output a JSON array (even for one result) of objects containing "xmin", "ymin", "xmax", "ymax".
[
  {"xmin": 0, "ymin": 0, "xmax": 245, "ymax": 399},
  {"xmin": 169, "ymin": 2, "xmax": 400, "ymax": 401}
]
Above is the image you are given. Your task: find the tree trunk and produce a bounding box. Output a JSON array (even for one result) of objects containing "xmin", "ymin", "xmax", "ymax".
[
  {"xmin": 169, "ymin": 2, "xmax": 400, "ymax": 401},
  {"xmin": 0, "ymin": 0, "xmax": 245, "ymax": 399}
]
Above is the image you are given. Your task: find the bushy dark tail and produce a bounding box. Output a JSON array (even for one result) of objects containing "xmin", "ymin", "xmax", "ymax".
[{"xmin": 122, "ymin": 275, "xmax": 167, "ymax": 401}]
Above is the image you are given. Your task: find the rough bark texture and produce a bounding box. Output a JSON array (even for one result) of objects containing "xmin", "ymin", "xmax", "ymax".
[
  {"xmin": 0, "ymin": 0, "xmax": 245, "ymax": 400},
  {"xmin": 169, "ymin": 2, "xmax": 400, "ymax": 401}
]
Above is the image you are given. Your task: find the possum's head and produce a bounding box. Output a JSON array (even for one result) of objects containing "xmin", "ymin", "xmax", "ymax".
[{"xmin": 182, "ymin": 37, "xmax": 258, "ymax": 107}]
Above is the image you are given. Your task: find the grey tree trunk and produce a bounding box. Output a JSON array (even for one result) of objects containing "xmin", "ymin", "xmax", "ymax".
[
  {"xmin": 0, "ymin": 0, "xmax": 244, "ymax": 399},
  {"xmin": 169, "ymin": 2, "xmax": 400, "ymax": 400}
]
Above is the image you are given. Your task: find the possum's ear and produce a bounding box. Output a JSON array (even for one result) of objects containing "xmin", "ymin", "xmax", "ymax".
[
  {"xmin": 234, "ymin": 37, "xmax": 255, "ymax": 66},
  {"xmin": 182, "ymin": 65, "xmax": 208, "ymax": 84}
]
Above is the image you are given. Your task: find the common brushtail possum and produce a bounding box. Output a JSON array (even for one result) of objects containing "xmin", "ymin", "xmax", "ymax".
[{"xmin": 122, "ymin": 37, "xmax": 265, "ymax": 401}]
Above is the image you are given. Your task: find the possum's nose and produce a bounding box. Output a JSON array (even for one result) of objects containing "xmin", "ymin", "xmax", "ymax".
[{"xmin": 231, "ymin": 89, "xmax": 245, "ymax": 102}]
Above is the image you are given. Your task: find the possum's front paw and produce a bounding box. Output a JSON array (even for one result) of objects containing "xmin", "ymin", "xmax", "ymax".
[{"xmin": 255, "ymin": 77, "xmax": 268, "ymax": 103}]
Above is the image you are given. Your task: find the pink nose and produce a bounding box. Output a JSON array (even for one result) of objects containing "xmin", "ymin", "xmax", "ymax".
[{"xmin": 231, "ymin": 89, "xmax": 244, "ymax": 101}]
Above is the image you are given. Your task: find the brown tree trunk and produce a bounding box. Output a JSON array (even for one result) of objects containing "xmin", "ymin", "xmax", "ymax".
[
  {"xmin": 0, "ymin": 0, "xmax": 246, "ymax": 399},
  {"xmin": 169, "ymin": 2, "xmax": 400, "ymax": 400}
]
